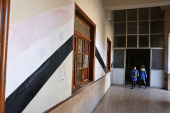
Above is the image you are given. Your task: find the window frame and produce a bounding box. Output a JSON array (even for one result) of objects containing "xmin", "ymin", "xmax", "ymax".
[{"xmin": 72, "ymin": 4, "xmax": 96, "ymax": 93}]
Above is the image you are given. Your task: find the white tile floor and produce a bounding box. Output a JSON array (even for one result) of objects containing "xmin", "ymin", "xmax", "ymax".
[{"xmin": 93, "ymin": 85, "xmax": 170, "ymax": 113}]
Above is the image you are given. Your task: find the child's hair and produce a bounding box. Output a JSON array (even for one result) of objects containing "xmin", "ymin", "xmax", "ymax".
[
  {"xmin": 133, "ymin": 66, "xmax": 136, "ymax": 69},
  {"xmin": 141, "ymin": 65, "xmax": 145, "ymax": 69}
]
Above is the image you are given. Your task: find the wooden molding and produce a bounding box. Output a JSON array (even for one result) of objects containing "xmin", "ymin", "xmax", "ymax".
[
  {"xmin": 75, "ymin": 3, "xmax": 96, "ymax": 27},
  {"xmin": 0, "ymin": 0, "xmax": 10, "ymax": 112}
]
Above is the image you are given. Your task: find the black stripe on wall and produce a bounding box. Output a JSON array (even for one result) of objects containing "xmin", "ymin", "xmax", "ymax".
[
  {"xmin": 5, "ymin": 35, "xmax": 74, "ymax": 113},
  {"xmin": 95, "ymin": 47, "xmax": 106, "ymax": 73}
]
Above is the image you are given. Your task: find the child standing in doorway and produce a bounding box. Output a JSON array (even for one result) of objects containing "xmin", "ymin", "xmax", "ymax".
[
  {"xmin": 130, "ymin": 66, "xmax": 139, "ymax": 89},
  {"xmin": 139, "ymin": 65, "xmax": 147, "ymax": 88}
]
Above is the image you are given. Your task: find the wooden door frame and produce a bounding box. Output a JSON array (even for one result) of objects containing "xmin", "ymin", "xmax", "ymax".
[
  {"xmin": 0, "ymin": 0, "xmax": 10, "ymax": 112},
  {"xmin": 107, "ymin": 37, "xmax": 111, "ymax": 72}
]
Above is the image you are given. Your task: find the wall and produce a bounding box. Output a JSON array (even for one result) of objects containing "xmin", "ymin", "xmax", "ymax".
[
  {"xmin": 6, "ymin": 0, "xmax": 113, "ymax": 113},
  {"xmin": 50, "ymin": 73, "xmax": 111, "ymax": 113},
  {"xmin": 150, "ymin": 70, "xmax": 165, "ymax": 88}
]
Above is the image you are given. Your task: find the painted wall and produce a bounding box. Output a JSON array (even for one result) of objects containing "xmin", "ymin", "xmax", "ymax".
[
  {"xmin": 50, "ymin": 73, "xmax": 110, "ymax": 113},
  {"xmin": 150, "ymin": 70, "xmax": 165, "ymax": 88},
  {"xmin": 6, "ymin": 0, "xmax": 113, "ymax": 112},
  {"xmin": 112, "ymin": 69, "xmax": 124, "ymax": 85}
]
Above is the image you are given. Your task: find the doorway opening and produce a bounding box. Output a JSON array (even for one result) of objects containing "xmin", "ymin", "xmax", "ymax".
[{"xmin": 125, "ymin": 49, "xmax": 150, "ymax": 86}]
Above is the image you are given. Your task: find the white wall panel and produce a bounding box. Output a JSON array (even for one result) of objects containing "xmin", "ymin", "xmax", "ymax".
[
  {"xmin": 112, "ymin": 68, "xmax": 124, "ymax": 85},
  {"xmin": 150, "ymin": 70, "xmax": 164, "ymax": 88}
]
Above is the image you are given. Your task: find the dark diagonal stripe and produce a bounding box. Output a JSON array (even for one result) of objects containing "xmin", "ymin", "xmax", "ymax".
[
  {"xmin": 5, "ymin": 35, "xmax": 73, "ymax": 113},
  {"xmin": 95, "ymin": 47, "xmax": 106, "ymax": 73}
]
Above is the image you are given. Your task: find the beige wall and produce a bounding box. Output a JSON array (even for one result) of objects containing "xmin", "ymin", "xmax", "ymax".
[
  {"xmin": 9, "ymin": 0, "xmax": 113, "ymax": 112},
  {"xmin": 50, "ymin": 73, "xmax": 111, "ymax": 113},
  {"xmin": 10, "ymin": 0, "xmax": 114, "ymax": 62},
  {"xmin": 10, "ymin": 0, "xmax": 113, "ymax": 47}
]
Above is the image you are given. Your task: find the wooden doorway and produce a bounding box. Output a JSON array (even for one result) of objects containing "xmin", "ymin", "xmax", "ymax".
[{"xmin": 0, "ymin": 0, "xmax": 10, "ymax": 112}]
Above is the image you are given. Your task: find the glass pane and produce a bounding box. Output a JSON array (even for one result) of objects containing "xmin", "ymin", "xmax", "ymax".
[
  {"xmin": 150, "ymin": 7, "xmax": 164, "ymax": 20},
  {"xmin": 139, "ymin": 35, "xmax": 149, "ymax": 47},
  {"xmin": 128, "ymin": 22, "xmax": 137, "ymax": 34},
  {"xmin": 114, "ymin": 49, "xmax": 124, "ymax": 68},
  {"xmin": 75, "ymin": 18, "xmax": 89, "ymax": 37},
  {"xmin": 114, "ymin": 36, "xmax": 126, "ymax": 47},
  {"xmin": 114, "ymin": 10, "xmax": 126, "ymax": 22},
  {"xmin": 139, "ymin": 8, "xmax": 149, "ymax": 20},
  {"xmin": 151, "ymin": 20, "xmax": 164, "ymax": 34},
  {"xmin": 127, "ymin": 9, "xmax": 137, "ymax": 21},
  {"xmin": 77, "ymin": 70, "xmax": 83, "ymax": 84},
  {"xmin": 151, "ymin": 35, "xmax": 164, "ymax": 47},
  {"xmin": 78, "ymin": 39, "xmax": 83, "ymax": 53},
  {"xmin": 114, "ymin": 22, "xmax": 126, "ymax": 34},
  {"xmin": 77, "ymin": 55, "xmax": 83, "ymax": 68},
  {"xmin": 152, "ymin": 49, "xmax": 164, "ymax": 70},
  {"xmin": 127, "ymin": 35, "xmax": 137, "ymax": 47},
  {"xmin": 84, "ymin": 55, "xmax": 88, "ymax": 67},
  {"xmin": 139, "ymin": 21, "xmax": 149, "ymax": 34}
]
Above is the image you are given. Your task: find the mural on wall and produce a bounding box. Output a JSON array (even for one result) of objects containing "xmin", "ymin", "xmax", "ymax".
[
  {"xmin": 5, "ymin": 4, "xmax": 75, "ymax": 113},
  {"xmin": 5, "ymin": 2, "xmax": 112, "ymax": 112}
]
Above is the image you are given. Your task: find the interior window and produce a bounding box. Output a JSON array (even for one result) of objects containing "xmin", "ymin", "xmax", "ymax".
[{"xmin": 73, "ymin": 17, "xmax": 91, "ymax": 88}]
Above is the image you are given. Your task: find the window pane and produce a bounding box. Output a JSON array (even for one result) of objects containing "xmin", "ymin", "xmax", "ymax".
[
  {"xmin": 78, "ymin": 39, "xmax": 83, "ymax": 53},
  {"xmin": 114, "ymin": 10, "xmax": 126, "ymax": 22},
  {"xmin": 77, "ymin": 70, "xmax": 83, "ymax": 84},
  {"xmin": 150, "ymin": 7, "xmax": 164, "ymax": 20},
  {"xmin": 128, "ymin": 22, "xmax": 137, "ymax": 34},
  {"xmin": 84, "ymin": 55, "xmax": 88, "ymax": 67},
  {"xmin": 139, "ymin": 21, "xmax": 149, "ymax": 34},
  {"xmin": 114, "ymin": 36, "xmax": 126, "ymax": 47},
  {"xmin": 139, "ymin": 35, "xmax": 149, "ymax": 47},
  {"xmin": 139, "ymin": 8, "xmax": 149, "ymax": 20},
  {"xmin": 114, "ymin": 49, "xmax": 124, "ymax": 68},
  {"xmin": 151, "ymin": 20, "xmax": 164, "ymax": 34},
  {"xmin": 127, "ymin": 35, "xmax": 137, "ymax": 47},
  {"xmin": 114, "ymin": 22, "xmax": 126, "ymax": 34},
  {"xmin": 152, "ymin": 49, "xmax": 164, "ymax": 70},
  {"xmin": 75, "ymin": 18, "xmax": 89, "ymax": 37},
  {"xmin": 127, "ymin": 9, "xmax": 137, "ymax": 21},
  {"xmin": 151, "ymin": 35, "xmax": 164, "ymax": 47},
  {"xmin": 77, "ymin": 55, "xmax": 83, "ymax": 68}
]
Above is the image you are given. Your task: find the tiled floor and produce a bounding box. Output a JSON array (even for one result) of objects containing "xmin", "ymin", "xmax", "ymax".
[{"xmin": 93, "ymin": 85, "xmax": 170, "ymax": 113}]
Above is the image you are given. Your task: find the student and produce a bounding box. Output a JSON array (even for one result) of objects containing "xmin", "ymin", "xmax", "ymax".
[
  {"xmin": 130, "ymin": 66, "xmax": 139, "ymax": 89},
  {"xmin": 139, "ymin": 65, "xmax": 147, "ymax": 88}
]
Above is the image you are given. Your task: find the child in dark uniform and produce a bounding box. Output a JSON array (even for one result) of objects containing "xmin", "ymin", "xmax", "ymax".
[
  {"xmin": 130, "ymin": 66, "xmax": 139, "ymax": 89},
  {"xmin": 139, "ymin": 65, "xmax": 147, "ymax": 88}
]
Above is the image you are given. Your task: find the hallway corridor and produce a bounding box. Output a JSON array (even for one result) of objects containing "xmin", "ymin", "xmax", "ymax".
[{"xmin": 93, "ymin": 85, "xmax": 170, "ymax": 113}]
